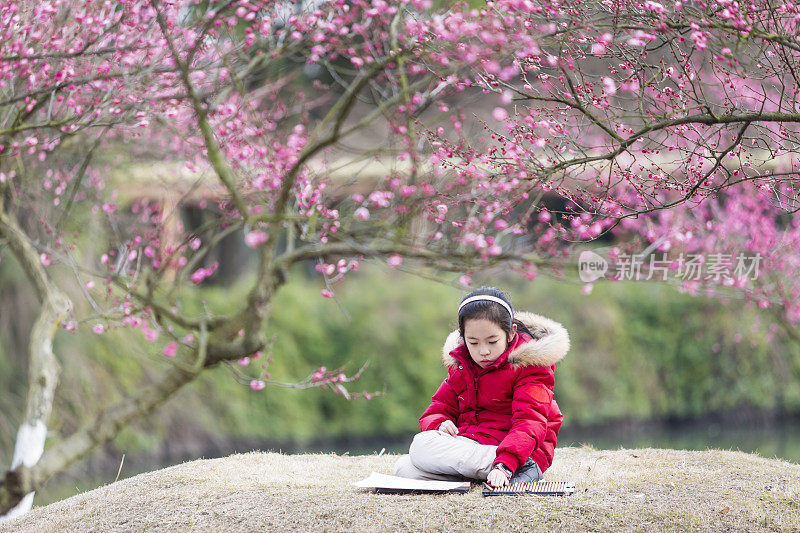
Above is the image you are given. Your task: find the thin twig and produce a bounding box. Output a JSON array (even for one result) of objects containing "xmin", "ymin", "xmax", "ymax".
[{"xmin": 113, "ymin": 454, "xmax": 125, "ymax": 483}]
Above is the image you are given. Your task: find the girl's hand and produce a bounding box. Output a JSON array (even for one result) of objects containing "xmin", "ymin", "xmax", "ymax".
[
  {"xmin": 438, "ymin": 420, "xmax": 459, "ymax": 436},
  {"xmin": 487, "ymin": 466, "xmax": 511, "ymax": 487}
]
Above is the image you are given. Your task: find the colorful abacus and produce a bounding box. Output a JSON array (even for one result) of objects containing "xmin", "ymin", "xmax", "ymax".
[{"xmin": 482, "ymin": 480, "xmax": 576, "ymax": 496}]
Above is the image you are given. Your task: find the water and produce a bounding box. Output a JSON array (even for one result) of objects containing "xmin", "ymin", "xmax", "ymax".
[{"xmin": 559, "ymin": 422, "xmax": 800, "ymax": 464}]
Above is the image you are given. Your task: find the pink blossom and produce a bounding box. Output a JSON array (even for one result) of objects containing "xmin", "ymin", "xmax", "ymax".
[
  {"xmin": 692, "ymin": 30, "xmax": 708, "ymax": 50},
  {"xmin": 400, "ymin": 186, "xmax": 416, "ymax": 197},
  {"xmin": 244, "ymin": 231, "xmax": 269, "ymax": 248},
  {"xmin": 321, "ymin": 289, "xmax": 334, "ymax": 298},
  {"xmin": 644, "ymin": 1, "xmax": 665, "ymax": 13},
  {"xmin": 92, "ymin": 324, "xmax": 105, "ymax": 334},
  {"xmin": 250, "ymin": 380, "xmax": 266, "ymax": 391},
  {"xmin": 459, "ymin": 274, "xmax": 472, "ymax": 286},
  {"xmin": 123, "ymin": 316, "xmax": 142, "ymax": 328},
  {"xmin": 40, "ymin": 253, "xmax": 51, "ymax": 266},
  {"xmin": 603, "ymin": 77, "xmax": 617, "ymax": 95},
  {"xmin": 368, "ymin": 191, "xmax": 393, "ymax": 207},
  {"xmin": 316, "ymin": 263, "xmax": 336, "ymax": 276},
  {"xmin": 387, "ymin": 254, "xmax": 403, "ymax": 267},
  {"xmin": 141, "ymin": 322, "xmax": 159, "ymax": 343},
  {"xmin": 163, "ymin": 342, "xmax": 178, "ymax": 358},
  {"xmin": 238, "ymin": 356, "xmax": 250, "ymax": 366},
  {"xmin": 191, "ymin": 262, "xmax": 218, "ymax": 283},
  {"xmin": 492, "ymin": 107, "xmax": 508, "ymax": 121},
  {"xmin": 354, "ymin": 207, "xmax": 370, "ymax": 220}
]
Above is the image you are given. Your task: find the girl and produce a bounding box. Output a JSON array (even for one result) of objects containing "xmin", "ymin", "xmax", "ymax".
[{"xmin": 393, "ymin": 287, "xmax": 569, "ymax": 487}]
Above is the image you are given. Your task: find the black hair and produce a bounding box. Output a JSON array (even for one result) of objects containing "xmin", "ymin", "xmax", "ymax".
[{"xmin": 457, "ymin": 287, "xmax": 533, "ymax": 342}]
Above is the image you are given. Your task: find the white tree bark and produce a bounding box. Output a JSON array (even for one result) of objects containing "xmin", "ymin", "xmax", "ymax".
[{"xmin": 0, "ymin": 422, "xmax": 47, "ymax": 521}]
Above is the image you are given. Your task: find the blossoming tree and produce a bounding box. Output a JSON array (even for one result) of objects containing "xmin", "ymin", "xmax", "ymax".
[{"xmin": 2, "ymin": 0, "xmax": 800, "ymax": 519}]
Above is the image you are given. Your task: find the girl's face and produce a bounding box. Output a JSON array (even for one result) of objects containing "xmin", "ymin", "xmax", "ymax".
[{"xmin": 463, "ymin": 318, "xmax": 516, "ymax": 368}]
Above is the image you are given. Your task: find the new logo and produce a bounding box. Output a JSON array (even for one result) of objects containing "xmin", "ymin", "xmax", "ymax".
[{"xmin": 578, "ymin": 250, "xmax": 608, "ymax": 282}]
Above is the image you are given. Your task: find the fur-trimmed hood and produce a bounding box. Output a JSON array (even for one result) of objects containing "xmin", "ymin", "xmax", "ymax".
[{"xmin": 441, "ymin": 311, "xmax": 570, "ymax": 369}]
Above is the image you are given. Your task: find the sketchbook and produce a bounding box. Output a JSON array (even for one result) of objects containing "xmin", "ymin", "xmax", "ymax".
[
  {"xmin": 352, "ymin": 472, "xmax": 471, "ymax": 494},
  {"xmin": 482, "ymin": 480, "xmax": 576, "ymax": 496}
]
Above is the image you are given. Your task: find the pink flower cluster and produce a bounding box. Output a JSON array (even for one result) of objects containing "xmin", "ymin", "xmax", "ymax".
[{"xmin": 191, "ymin": 262, "xmax": 219, "ymax": 284}]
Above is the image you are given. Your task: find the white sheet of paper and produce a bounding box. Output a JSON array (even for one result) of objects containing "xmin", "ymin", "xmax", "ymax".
[{"xmin": 352, "ymin": 472, "xmax": 470, "ymax": 492}]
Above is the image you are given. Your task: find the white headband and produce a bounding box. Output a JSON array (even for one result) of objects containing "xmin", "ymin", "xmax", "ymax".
[{"xmin": 458, "ymin": 295, "xmax": 513, "ymax": 320}]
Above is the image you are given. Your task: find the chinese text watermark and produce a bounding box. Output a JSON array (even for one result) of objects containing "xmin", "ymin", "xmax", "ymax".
[{"xmin": 578, "ymin": 251, "xmax": 762, "ymax": 283}]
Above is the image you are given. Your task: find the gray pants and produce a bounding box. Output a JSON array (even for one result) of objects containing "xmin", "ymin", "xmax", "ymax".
[{"xmin": 392, "ymin": 431, "xmax": 527, "ymax": 482}]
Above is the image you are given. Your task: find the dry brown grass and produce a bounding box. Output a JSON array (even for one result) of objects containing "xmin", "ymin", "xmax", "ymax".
[{"xmin": 2, "ymin": 446, "xmax": 799, "ymax": 532}]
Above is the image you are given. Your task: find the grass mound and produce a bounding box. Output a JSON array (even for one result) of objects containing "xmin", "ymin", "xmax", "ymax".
[{"xmin": 2, "ymin": 447, "xmax": 799, "ymax": 532}]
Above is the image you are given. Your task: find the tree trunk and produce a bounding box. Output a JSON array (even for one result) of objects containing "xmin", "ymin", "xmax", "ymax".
[
  {"xmin": 0, "ymin": 335, "xmax": 255, "ymax": 516},
  {"xmin": 0, "ymin": 210, "xmax": 71, "ymax": 521}
]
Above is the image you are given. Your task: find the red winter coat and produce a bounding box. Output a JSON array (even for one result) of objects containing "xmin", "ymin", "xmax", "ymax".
[{"xmin": 419, "ymin": 312, "xmax": 569, "ymax": 474}]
